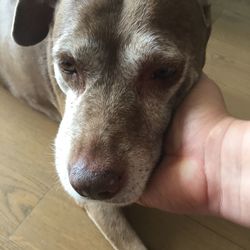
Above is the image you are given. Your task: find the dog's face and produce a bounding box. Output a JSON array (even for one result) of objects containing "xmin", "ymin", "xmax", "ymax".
[{"xmin": 13, "ymin": 0, "xmax": 211, "ymax": 205}]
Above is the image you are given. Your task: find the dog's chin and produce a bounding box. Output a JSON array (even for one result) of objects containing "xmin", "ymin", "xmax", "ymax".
[
  {"xmin": 70, "ymin": 186, "xmax": 144, "ymax": 207},
  {"xmin": 105, "ymin": 189, "xmax": 145, "ymax": 206}
]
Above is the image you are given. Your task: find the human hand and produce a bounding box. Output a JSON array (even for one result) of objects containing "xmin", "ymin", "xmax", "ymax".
[{"xmin": 139, "ymin": 73, "xmax": 250, "ymax": 227}]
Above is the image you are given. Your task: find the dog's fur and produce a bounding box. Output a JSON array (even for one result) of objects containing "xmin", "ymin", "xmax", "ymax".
[{"xmin": 0, "ymin": 0, "xmax": 211, "ymax": 249}]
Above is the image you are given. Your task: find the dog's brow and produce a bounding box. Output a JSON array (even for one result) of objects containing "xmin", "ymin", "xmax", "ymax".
[
  {"xmin": 52, "ymin": 36, "xmax": 100, "ymax": 60},
  {"xmin": 123, "ymin": 31, "xmax": 182, "ymax": 64}
]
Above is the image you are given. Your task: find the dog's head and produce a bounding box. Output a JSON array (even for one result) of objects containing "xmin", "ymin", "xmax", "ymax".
[{"xmin": 13, "ymin": 0, "xmax": 211, "ymax": 205}]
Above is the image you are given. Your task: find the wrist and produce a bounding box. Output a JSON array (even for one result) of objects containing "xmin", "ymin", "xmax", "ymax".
[{"xmin": 205, "ymin": 116, "xmax": 250, "ymax": 226}]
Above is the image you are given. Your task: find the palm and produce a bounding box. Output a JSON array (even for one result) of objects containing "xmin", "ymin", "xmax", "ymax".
[{"xmin": 140, "ymin": 74, "xmax": 227, "ymax": 214}]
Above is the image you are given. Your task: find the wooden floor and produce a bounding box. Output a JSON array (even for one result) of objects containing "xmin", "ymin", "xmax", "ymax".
[{"xmin": 1, "ymin": 1, "xmax": 250, "ymax": 249}]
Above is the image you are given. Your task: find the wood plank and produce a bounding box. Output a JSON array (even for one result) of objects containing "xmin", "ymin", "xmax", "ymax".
[
  {"xmin": 190, "ymin": 216, "xmax": 250, "ymax": 249},
  {"xmin": 205, "ymin": 4, "xmax": 250, "ymax": 119},
  {"xmin": 0, "ymin": 235, "xmax": 7, "ymax": 249},
  {"xmin": 9, "ymin": 185, "xmax": 112, "ymax": 250},
  {"xmin": 0, "ymin": 236, "xmax": 25, "ymax": 250},
  {"xmin": 0, "ymin": 88, "xmax": 58, "ymax": 188},
  {"xmin": 0, "ymin": 88, "xmax": 58, "ymax": 237},
  {"xmin": 221, "ymin": 0, "xmax": 250, "ymax": 19},
  {"xmin": 0, "ymin": 165, "xmax": 44, "ymax": 238},
  {"xmin": 124, "ymin": 205, "xmax": 243, "ymax": 250}
]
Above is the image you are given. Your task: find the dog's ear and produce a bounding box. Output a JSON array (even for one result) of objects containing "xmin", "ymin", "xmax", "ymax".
[
  {"xmin": 12, "ymin": 0, "xmax": 57, "ymax": 46},
  {"xmin": 196, "ymin": 0, "xmax": 211, "ymax": 28}
]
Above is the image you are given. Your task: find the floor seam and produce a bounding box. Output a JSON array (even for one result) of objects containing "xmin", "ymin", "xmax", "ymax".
[
  {"xmin": 8, "ymin": 182, "xmax": 57, "ymax": 239},
  {"xmin": 187, "ymin": 216, "xmax": 245, "ymax": 249}
]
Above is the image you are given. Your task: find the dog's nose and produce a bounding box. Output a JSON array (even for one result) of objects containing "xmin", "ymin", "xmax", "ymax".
[{"xmin": 69, "ymin": 163, "xmax": 124, "ymax": 200}]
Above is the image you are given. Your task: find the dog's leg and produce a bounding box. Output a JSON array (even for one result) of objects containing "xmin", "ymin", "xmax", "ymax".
[{"xmin": 84, "ymin": 202, "xmax": 147, "ymax": 250}]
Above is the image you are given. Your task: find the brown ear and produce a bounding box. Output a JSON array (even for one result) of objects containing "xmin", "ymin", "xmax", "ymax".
[
  {"xmin": 196, "ymin": 0, "xmax": 211, "ymax": 28},
  {"xmin": 12, "ymin": 0, "xmax": 56, "ymax": 46}
]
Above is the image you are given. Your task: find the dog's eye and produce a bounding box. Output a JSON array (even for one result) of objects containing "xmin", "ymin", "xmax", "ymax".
[
  {"xmin": 59, "ymin": 60, "xmax": 77, "ymax": 75},
  {"xmin": 151, "ymin": 68, "xmax": 176, "ymax": 81}
]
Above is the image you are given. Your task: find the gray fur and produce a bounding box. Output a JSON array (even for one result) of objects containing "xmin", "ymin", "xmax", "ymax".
[{"xmin": 0, "ymin": 0, "xmax": 211, "ymax": 249}]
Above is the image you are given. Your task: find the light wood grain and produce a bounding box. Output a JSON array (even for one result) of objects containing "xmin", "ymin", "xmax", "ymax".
[
  {"xmin": 190, "ymin": 215, "xmax": 250, "ymax": 249},
  {"xmin": 9, "ymin": 185, "xmax": 112, "ymax": 250},
  {"xmin": 0, "ymin": 1, "xmax": 250, "ymax": 249},
  {"xmin": 0, "ymin": 235, "xmax": 23, "ymax": 250},
  {"xmin": 125, "ymin": 206, "xmax": 243, "ymax": 250},
  {"xmin": 205, "ymin": 0, "xmax": 250, "ymax": 119},
  {"xmin": 0, "ymin": 89, "xmax": 57, "ymax": 237}
]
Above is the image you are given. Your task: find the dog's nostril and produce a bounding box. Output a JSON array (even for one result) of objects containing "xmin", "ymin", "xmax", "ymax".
[{"xmin": 69, "ymin": 164, "xmax": 124, "ymax": 200}]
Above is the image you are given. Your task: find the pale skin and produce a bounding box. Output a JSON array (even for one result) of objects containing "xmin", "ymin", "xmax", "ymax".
[{"xmin": 139, "ymin": 74, "xmax": 250, "ymax": 227}]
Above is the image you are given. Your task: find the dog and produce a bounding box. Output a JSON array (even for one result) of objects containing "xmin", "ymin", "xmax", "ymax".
[{"xmin": 0, "ymin": 0, "xmax": 211, "ymax": 249}]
